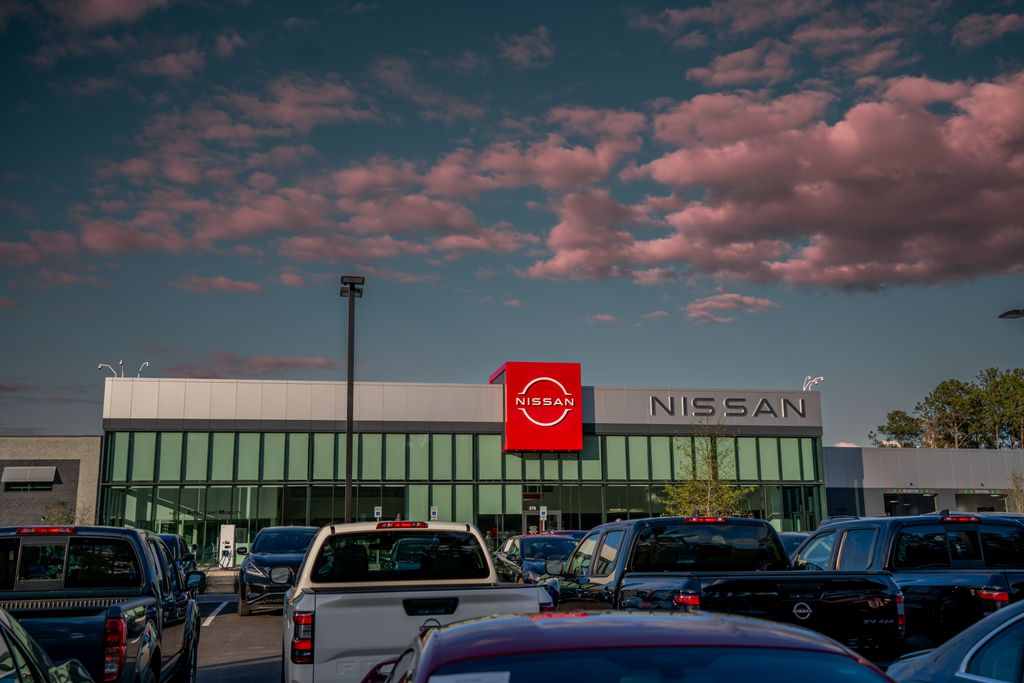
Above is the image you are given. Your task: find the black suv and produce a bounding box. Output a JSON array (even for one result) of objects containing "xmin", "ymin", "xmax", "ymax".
[
  {"xmin": 794, "ymin": 511, "xmax": 1024, "ymax": 651},
  {"xmin": 237, "ymin": 526, "xmax": 318, "ymax": 616}
]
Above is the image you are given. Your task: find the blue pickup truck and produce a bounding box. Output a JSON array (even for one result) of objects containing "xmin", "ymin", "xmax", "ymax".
[{"xmin": 0, "ymin": 525, "xmax": 206, "ymax": 683}]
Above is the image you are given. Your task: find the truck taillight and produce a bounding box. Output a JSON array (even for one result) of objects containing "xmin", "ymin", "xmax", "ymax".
[
  {"xmin": 895, "ymin": 593, "xmax": 906, "ymax": 635},
  {"xmin": 376, "ymin": 521, "xmax": 428, "ymax": 529},
  {"xmin": 978, "ymin": 589, "xmax": 1010, "ymax": 604},
  {"xmin": 103, "ymin": 618, "xmax": 126, "ymax": 682},
  {"xmin": 673, "ymin": 593, "xmax": 700, "ymax": 608},
  {"xmin": 683, "ymin": 517, "xmax": 726, "ymax": 524},
  {"xmin": 941, "ymin": 515, "xmax": 979, "ymax": 523},
  {"xmin": 291, "ymin": 612, "xmax": 314, "ymax": 665},
  {"xmin": 16, "ymin": 526, "xmax": 75, "ymax": 535}
]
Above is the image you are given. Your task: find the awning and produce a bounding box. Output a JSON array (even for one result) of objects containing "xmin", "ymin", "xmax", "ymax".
[{"xmin": 1, "ymin": 466, "xmax": 57, "ymax": 484}]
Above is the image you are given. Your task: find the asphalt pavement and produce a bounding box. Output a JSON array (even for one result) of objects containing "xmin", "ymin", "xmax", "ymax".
[{"xmin": 197, "ymin": 595, "xmax": 282, "ymax": 683}]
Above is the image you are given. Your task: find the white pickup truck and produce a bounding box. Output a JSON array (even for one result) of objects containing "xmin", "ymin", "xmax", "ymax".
[{"xmin": 282, "ymin": 521, "xmax": 554, "ymax": 683}]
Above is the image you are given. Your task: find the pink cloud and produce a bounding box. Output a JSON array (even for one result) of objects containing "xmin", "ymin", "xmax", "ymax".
[
  {"xmin": 642, "ymin": 310, "xmax": 672, "ymax": 320},
  {"xmin": 953, "ymin": 13, "xmax": 1024, "ymax": 48},
  {"xmin": 224, "ymin": 75, "xmax": 378, "ymax": 133},
  {"xmin": 0, "ymin": 297, "xmax": 18, "ymax": 309},
  {"xmin": 37, "ymin": 268, "xmax": 103, "ymax": 288},
  {"xmin": 215, "ymin": 29, "xmax": 245, "ymax": 58},
  {"xmin": 81, "ymin": 218, "xmax": 189, "ymax": 254},
  {"xmin": 840, "ymin": 39, "xmax": 907, "ymax": 76},
  {"xmin": 247, "ymin": 172, "xmax": 278, "ymax": 191},
  {"xmin": 630, "ymin": 0, "xmax": 827, "ymax": 42},
  {"xmin": 133, "ymin": 49, "xmax": 205, "ymax": 80},
  {"xmin": 332, "ymin": 156, "xmax": 419, "ymax": 198},
  {"xmin": 503, "ymin": 298, "xmax": 523, "ymax": 308},
  {"xmin": 883, "ymin": 76, "xmax": 969, "ymax": 106},
  {"xmin": 687, "ymin": 39, "xmax": 795, "ymax": 87},
  {"xmin": 497, "ymin": 26, "xmax": 555, "ymax": 69},
  {"xmin": 432, "ymin": 227, "xmax": 538, "ymax": 254},
  {"xmin": 0, "ymin": 230, "xmax": 79, "ymax": 266},
  {"xmin": 278, "ymin": 234, "xmax": 428, "ymax": 262},
  {"xmin": 45, "ymin": 0, "xmax": 168, "ymax": 28},
  {"xmin": 685, "ymin": 293, "xmax": 780, "ymax": 324},
  {"xmin": 165, "ymin": 352, "xmax": 339, "ymax": 379},
  {"xmin": 68, "ymin": 77, "xmax": 122, "ymax": 97},
  {"xmin": 371, "ymin": 56, "xmax": 485, "ymax": 123},
  {"xmin": 173, "ymin": 274, "xmax": 263, "ymax": 294},
  {"xmin": 338, "ymin": 194, "xmax": 478, "ymax": 235},
  {"xmin": 584, "ymin": 313, "xmax": 618, "ymax": 325},
  {"xmin": 279, "ymin": 268, "xmax": 306, "ymax": 287}
]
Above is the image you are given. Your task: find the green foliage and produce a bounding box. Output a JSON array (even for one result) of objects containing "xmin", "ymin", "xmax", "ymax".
[
  {"xmin": 41, "ymin": 500, "xmax": 76, "ymax": 525},
  {"xmin": 870, "ymin": 368, "xmax": 1024, "ymax": 449},
  {"xmin": 662, "ymin": 429, "xmax": 756, "ymax": 516},
  {"xmin": 1011, "ymin": 472, "xmax": 1024, "ymax": 515}
]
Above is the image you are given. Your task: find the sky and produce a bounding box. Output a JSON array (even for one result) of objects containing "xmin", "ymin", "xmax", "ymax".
[{"xmin": 0, "ymin": 0, "xmax": 1022, "ymax": 445}]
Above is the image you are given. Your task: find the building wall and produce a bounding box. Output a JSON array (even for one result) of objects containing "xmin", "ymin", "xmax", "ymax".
[{"xmin": 0, "ymin": 436, "xmax": 101, "ymax": 524}]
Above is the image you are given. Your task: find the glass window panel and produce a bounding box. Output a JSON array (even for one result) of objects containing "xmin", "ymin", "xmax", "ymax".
[
  {"xmin": 455, "ymin": 435, "xmax": 474, "ymax": 480},
  {"xmin": 178, "ymin": 486, "xmax": 207, "ymax": 563},
  {"xmin": 562, "ymin": 453, "xmax": 579, "ymax": 481},
  {"xmin": 432, "ymin": 435, "xmax": 453, "ymax": 480},
  {"xmin": 716, "ymin": 438, "xmax": 737, "ymax": 481},
  {"xmin": 131, "ymin": 432, "xmax": 156, "ymax": 481},
  {"xmin": 781, "ymin": 438, "xmax": 801, "ymax": 481},
  {"xmin": 102, "ymin": 487, "xmax": 127, "ymax": 526},
  {"xmin": 431, "ymin": 485, "xmax": 453, "ymax": 522},
  {"xmin": 801, "ymin": 438, "xmax": 816, "ymax": 481},
  {"xmin": 337, "ymin": 434, "xmax": 350, "ymax": 480},
  {"xmin": 581, "ymin": 436, "xmax": 602, "ymax": 481},
  {"xmin": 313, "ymin": 434, "xmax": 335, "ymax": 480},
  {"xmin": 650, "ymin": 437, "xmax": 671, "ymax": 480},
  {"xmin": 478, "ymin": 484, "xmax": 503, "ymax": 514},
  {"xmin": 154, "ymin": 486, "xmax": 178, "ymax": 534},
  {"xmin": 288, "ymin": 434, "xmax": 309, "ymax": 481},
  {"xmin": 409, "ymin": 434, "xmax": 429, "ymax": 479},
  {"xmin": 359, "ymin": 434, "xmax": 382, "ymax": 480},
  {"xmin": 505, "ymin": 451, "xmax": 523, "ymax": 481},
  {"xmin": 310, "ymin": 486, "xmax": 334, "ymax": 526},
  {"xmin": 759, "ymin": 438, "xmax": 781, "ymax": 481},
  {"xmin": 673, "ymin": 436, "xmax": 693, "ymax": 480},
  {"xmin": 258, "ymin": 486, "xmax": 282, "ymax": 527},
  {"xmin": 210, "ymin": 433, "xmax": 234, "ymax": 481},
  {"xmin": 524, "ymin": 453, "xmax": 541, "ymax": 481},
  {"xmin": 233, "ymin": 486, "xmax": 259, "ymax": 548},
  {"xmin": 184, "ymin": 433, "xmax": 208, "ymax": 482},
  {"xmin": 206, "ymin": 486, "xmax": 232, "ymax": 523},
  {"xmin": 455, "ymin": 485, "xmax": 473, "ymax": 523},
  {"xmin": 263, "ymin": 433, "xmax": 286, "ymax": 481},
  {"xmin": 381, "ymin": 486, "xmax": 404, "ymax": 521},
  {"xmin": 407, "ymin": 484, "xmax": 429, "ymax": 521},
  {"xmin": 543, "ymin": 454, "xmax": 560, "ymax": 481},
  {"xmin": 109, "ymin": 433, "xmax": 130, "ymax": 482},
  {"xmin": 158, "ymin": 433, "xmax": 183, "ymax": 481},
  {"xmin": 628, "ymin": 436, "xmax": 649, "ymax": 481},
  {"xmin": 504, "ymin": 485, "xmax": 523, "ymax": 514},
  {"xmin": 385, "ymin": 434, "xmax": 406, "ymax": 480},
  {"xmin": 283, "ymin": 487, "xmax": 307, "ymax": 525},
  {"xmin": 237, "ymin": 434, "xmax": 260, "ymax": 480},
  {"xmin": 738, "ymin": 437, "xmax": 759, "ymax": 481},
  {"xmin": 478, "ymin": 435, "xmax": 502, "ymax": 480},
  {"xmin": 605, "ymin": 436, "xmax": 627, "ymax": 480}
]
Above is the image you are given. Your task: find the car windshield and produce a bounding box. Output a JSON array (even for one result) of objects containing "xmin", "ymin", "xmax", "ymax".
[
  {"xmin": 429, "ymin": 646, "xmax": 890, "ymax": 683},
  {"xmin": 521, "ymin": 537, "xmax": 577, "ymax": 560},
  {"xmin": 251, "ymin": 530, "xmax": 316, "ymax": 555},
  {"xmin": 310, "ymin": 530, "xmax": 489, "ymax": 583}
]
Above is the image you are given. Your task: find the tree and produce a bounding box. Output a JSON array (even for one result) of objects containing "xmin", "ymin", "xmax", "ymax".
[
  {"xmin": 916, "ymin": 379, "xmax": 980, "ymax": 449},
  {"xmin": 41, "ymin": 500, "xmax": 76, "ymax": 525},
  {"xmin": 869, "ymin": 410, "xmax": 923, "ymax": 447},
  {"xmin": 1010, "ymin": 473, "xmax": 1024, "ymax": 515},
  {"xmin": 662, "ymin": 425, "xmax": 756, "ymax": 517}
]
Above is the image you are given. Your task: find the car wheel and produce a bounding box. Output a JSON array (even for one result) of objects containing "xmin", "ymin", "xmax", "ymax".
[
  {"xmin": 238, "ymin": 585, "xmax": 252, "ymax": 617},
  {"xmin": 171, "ymin": 629, "xmax": 199, "ymax": 683}
]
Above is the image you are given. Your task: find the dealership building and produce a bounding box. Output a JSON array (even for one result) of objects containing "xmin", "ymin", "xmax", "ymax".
[{"xmin": 95, "ymin": 362, "xmax": 825, "ymax": 561}]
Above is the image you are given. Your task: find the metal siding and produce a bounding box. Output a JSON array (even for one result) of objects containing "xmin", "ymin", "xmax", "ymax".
[
  {"xmin": 260, "ymin": 381, "xmax": 287, "ymax": 420},
  {"xmin": 157, "ymin": 380, "xmax": 186, "ymax": 420},
  {"xmin": 183, "ymin": 381, "xmax": 212, "ymax": 422},
  {"xmin": 285, "ymin": 382, "xmax": 313, "ymax": 422},
  {"xmin": 209, "ymin": 380, "xmax": 237, "ymax": 421},
  {"xmin": 309, "ymin": 382, "xmax": 336, "ymax": 422},
  {"xmin": 235, "ymin": 381, "xmax": 262, "ymax": 420}
]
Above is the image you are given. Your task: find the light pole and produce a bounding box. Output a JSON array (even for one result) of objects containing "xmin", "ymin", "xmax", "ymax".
[
  {"xmin": 999, "ymin": 309, "xmax": 1024, "ymax": 319},
  {"xmin": 340, "ymin": 275, "xmax": 365, "ymax": 524}
]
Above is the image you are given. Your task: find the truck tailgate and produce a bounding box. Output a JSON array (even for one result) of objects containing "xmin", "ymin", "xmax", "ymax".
[
  {"xmin": 0, "ymin": 598, "xmax": 112, "ymax": 681},
  {"xmin": 308, "ymin": 585, "xmax": 544, "ymax": 682}
]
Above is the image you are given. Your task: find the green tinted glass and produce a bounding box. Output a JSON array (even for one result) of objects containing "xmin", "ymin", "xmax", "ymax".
[
  {"xmin": 407, "ymin": 484, "xmax": 429, "ymax": 521},
  {"xmin": 673, "ymin": 437, "xmax": 693, "ymax": 480},
  {"xmin": 454, "ymin": 435, "xmax": 474, "ymax": 480},
  {"xmin": 288, "ymin": 434, "xmax": 309, "ymax": 481},
  {"xmin": 581, "ymin": 436, "xmax": 602, "ymax": 480},
  {"xmin": 650, "ymin": 437, "xmax": 671, "ymax": 480},
  {"xmin": 409, "ymin": 434, "xmax": 429, "ymax": 479},
  {"xmin": 385, "ymin": 434, "xmax": 406, "ymax": 480},
  {"xmin": 210, "ymin": 433, "xmax": 234, "ymax": 480},
  {"xmin": 158, "ymin": 433, "xmax": 183, "ymax": 481},
  {"xmin": 542, "ymin": 454, "xmax": 559, "ymax": 481},
  {"xmin": 184, "ymin": 433, "xmax": 208, "ymax": 481},
  {"xmin": 781, "ymin": 438, "xmax": 801, "ymax": 481},
  {"xmin": 432, "ymin": 435, "xmax": 453, "ymax": 480},
  {"xmin": 263, "ymin": 433, "xmax": 285, "ymax": 480},
  {"xmin": 431, "ymin": 485, "xmax": 453, "ymax": 521},
  {"xmin": 801, "ymin": 438, "xmax": 817, "ymax": 481},
  {"xmin": 313, "ymin": 434, "xmax": 335, "ymax": 480},
  {"xmin": 605, "ymin": 436, "xmax": 627, "ymax": 479},
  {"xmin": 628, "ymin": 436, "xmax": 649, "ymax": 480},
  {"xmin": 359, "ymin": 434, "xmax": 382, "ymax": 480},
  {"xmin": 478, "ymin": 435, "xmax": 502, "ymax": 480},
  {"xmin": 237, "ymin": 433, "xmax": 260, "ymax": 480},
  {"xmin": 759, "ymin": 438, "xmax": 780, "ymax": 480},
  {"xmin": 131, "ymin": 432, "xmax": 156, "ymax": 481},
  {"xmin": 478, "ymin": 484, "xmax": 502, "ymax": 514},
  {"xmin": 738, "ymin": 437, "xmax": 758, "ymax": 480}
]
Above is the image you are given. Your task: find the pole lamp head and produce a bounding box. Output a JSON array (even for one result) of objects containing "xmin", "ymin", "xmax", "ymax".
[
  {"xmin": 999, "ymin": 309, "xmax": 1024, "ymax": 320},
  {"xmin": 340, "ymin": 275, "xmax": 365, "ymax": 298}
]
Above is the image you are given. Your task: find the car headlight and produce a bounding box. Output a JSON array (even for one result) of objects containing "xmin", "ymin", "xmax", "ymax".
[{"xmin": 244, "ymin": 563, "xmax": 269, "ymax": 579}]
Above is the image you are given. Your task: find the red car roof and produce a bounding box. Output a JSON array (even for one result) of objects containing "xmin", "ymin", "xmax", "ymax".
[{"xmin": 417, "ymin": 612, "xmax": 880, "ymax": 680}]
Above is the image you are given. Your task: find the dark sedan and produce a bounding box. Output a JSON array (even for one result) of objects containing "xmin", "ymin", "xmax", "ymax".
[
  {"xmin": 237, "ymin": 525, "xmax": 317, "ymax": 616},
  {"xmin": 887, "ymin": 600, "xmax": 1024, "ymax": 682},
  {"xmin": 362, "ymin": 611, "xmax": 895, "ymax": 683},
  {"xmin": 0, "ymin": 607, "xmax": 91, "ymax": 683},
  {"xmin": 494, "ymin": 534, "xmax": 578, "ymax": 583}
]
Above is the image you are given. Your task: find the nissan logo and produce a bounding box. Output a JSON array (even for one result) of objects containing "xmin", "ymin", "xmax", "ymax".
[
  {"xmin": 792, "ymin": 602, "xmax": 813, "ymax": 620},
  {"xmin": 514, "ymin": 376, "xmax": 576, "ymax": 427}
]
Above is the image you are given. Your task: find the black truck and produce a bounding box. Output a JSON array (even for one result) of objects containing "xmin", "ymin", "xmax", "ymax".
[
  {"xmin": 0, "ymin": 525, "xmax": 206, "ymax": 683},
  {"xmin": 544, "ymin": 516, "xmax": 906, "ymax": 661},
  {"xmin": 793, "ymin": 511, "xmax": 1024, "ymax": 651}
]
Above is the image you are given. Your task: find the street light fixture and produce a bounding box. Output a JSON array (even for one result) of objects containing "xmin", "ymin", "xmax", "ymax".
[
  {"xmin": 97, "ymin": 363, "xmax": 117, "ymax": 377},
  {"xmin": 137, "ymin": 362, "xmax": 150, "ymax": 377},
  {"xmin": 999, "ymin": 309, "xmax": 1024, "ymax": 320},
  {"xmin": 340, "ymin": 275, "xmax": 365, "ymax": 524}
]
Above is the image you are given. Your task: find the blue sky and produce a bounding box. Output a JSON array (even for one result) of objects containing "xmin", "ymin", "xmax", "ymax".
[{"xmin": 1, "ymin": 0, "xmax": 1022, "ymax": 445}]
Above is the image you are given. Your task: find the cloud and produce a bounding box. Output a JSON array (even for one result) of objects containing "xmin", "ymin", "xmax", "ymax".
[
  {"xmin": 332, "ymin": 155, "xmax": 419, "ymax": 198},
  {"xmin": 165, "ymin": 352, "xmax": 339, "ymax": 379},
  {"xmin": 215, "ymin": 29, "xmax": 245, "ymax": 58},
  {"xmin": 642, "ymin": 310, "xmax": 672, "ymax": 320},
  {"xmin": 68, "ymin": 77, "xmax": 123, "ymax": 96},
  {"xmin": 284, "ymin": 17, "xmax": 319, "ymax": 31},
  {"xmin": 498, "ymin": 25, "xmax": 555, "ymax": 69},
  {"xmin": 223, "ymin": 74, "xmax": 378, "ymax": 133},
  {"xmin": 44, "ymin": 0, "xmax": 169, "ymax": 29},
  {"xmin": 279, "ymin": 268, "xmax": 306, "ymax": 287},
  {"xmin": 953, "ymin": 13, "xmax": 1024, "ymax": 48},
  {"xmin": 278, "ymin": 234, "xmax": 428, "ymax": 263},
  {"xmin": 584, "ymin": 313, "xmax": 618, "ymax": 325},
  {"xmin": 0, "ymin": 2, "xmax": 32, "ymax": 32},
  {"xmin": 437, "ymin": 50, "xmax": 488, "ymax": 76},
  {"xmin": 629, "ymin": 0, "xmax": 828, "ymax": 43},
  {"xmin": 37, "ymin": 268, "xmax": 104, "ymax": 288},
  {"xmin": 685, "ymin": 293, "xmax": 780, "ymax": 324},
  {"xmin": 0, "ymin": 297, "xmax": 17, "ymax": 309},
  {"xmin": 173, "ymin": 274, "xmax": 263, "ymax": 293},
  {"xmin": 687, "ymin": 39, "xmax": 795, "ymax": 87},
  {"xmin": 503, "ymin": 298, "xmax": 523, "ymax": 308},
  {"xmin": 371, "ymin": 56, "xmax": 485, "ymax": 123},
  {"xmin": 133, "ymin": 49, "xmax": 205, "ymax": 80},
  {"xmin": 0, "ymin": 381, "xmax": 30, "ymax": 393},
  {"xmin": 1, "ymin": 230, "xmax": 79, "ymax": 266},
  {"xmin": 341, "ymin": 2, "xmax": 377, "ymax": 13}
]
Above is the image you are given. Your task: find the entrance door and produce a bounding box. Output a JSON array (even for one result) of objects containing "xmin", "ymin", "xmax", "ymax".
[{"xmin": 522, "ymin": 510, "xmax": 561, "ymax": 535}]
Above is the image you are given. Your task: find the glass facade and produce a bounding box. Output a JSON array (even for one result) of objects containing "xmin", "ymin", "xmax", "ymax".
[{"xmin": 100, "ymin": 431, "xmax": 824, "ymax": 563}]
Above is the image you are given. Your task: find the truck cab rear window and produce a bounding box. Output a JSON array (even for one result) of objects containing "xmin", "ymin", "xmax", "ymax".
[
  {"xmin": 632, "ymin": 523, "xmax": 788, "ymax": 572},
  {"xmin": 310, "ymin": 531, "xmax": 489, "ymax": 583},
  {"xmin": 2, "ymin": 537, "xmax": 142, "ymax": 589},
  {"xmin": 892, "ymin": 524, "xmax": 986, "ymax": 568}
]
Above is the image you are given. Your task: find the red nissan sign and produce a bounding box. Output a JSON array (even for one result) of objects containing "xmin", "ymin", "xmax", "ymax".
[{"xmin": 490, "ymin": 362, "xmax": 583, "ymax": 452}]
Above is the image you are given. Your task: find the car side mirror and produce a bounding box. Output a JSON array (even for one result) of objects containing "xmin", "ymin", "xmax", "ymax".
[
  {"xmin": 182, "ymin": 552, "xmax": 195, "ymax": 562},
  {"xmin": 237, "ymin": 547, "xmax": 248, "ymax": 556},
  {"xmin": 186, "ymin": 571, "xmax": 206, "ymax": 591},
  {"xmin": 360, "ymin": 658, "xmax": 398, "ymax": 683},
  {"xmin": 545, "ymin": 559, "xmax": 564, "ymax": 576}
]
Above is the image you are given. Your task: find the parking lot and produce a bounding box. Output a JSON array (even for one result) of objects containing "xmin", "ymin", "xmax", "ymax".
[{"xmin": 197, "ymin": 595, "xmax": 282, "ymax": 683}]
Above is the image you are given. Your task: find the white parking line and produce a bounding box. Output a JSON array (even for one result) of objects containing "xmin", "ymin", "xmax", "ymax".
[{"xmin": 202, "ymin": 601, "xmax": 228, "ymax": 627}]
